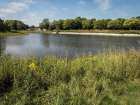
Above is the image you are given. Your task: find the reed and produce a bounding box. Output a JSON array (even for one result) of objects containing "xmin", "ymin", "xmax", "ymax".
[{"xmin": 0, "ymin": 48, "xmax": 140, "ymax": 105}]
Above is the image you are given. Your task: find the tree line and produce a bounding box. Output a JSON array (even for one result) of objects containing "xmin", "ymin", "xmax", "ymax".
[
  {"xmin": 39, "ymin": 16, "xmax": 140, "ymax": 31},
  {"xmin": 0, "ymin": 19, "xmax": 29, "ymax": 32},
  {"xmin": 1, "ymin": 16, "xmax": 140, "ymax": 32}
]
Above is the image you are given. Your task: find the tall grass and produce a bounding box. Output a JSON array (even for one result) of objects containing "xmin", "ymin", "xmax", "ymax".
[{"xmin": 0, "ymin": 48, "xmax": 140, "ymax": 105}]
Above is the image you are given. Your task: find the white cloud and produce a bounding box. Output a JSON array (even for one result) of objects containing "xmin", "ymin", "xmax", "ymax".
[
  {"xmin": 8, "ymin": 2, "xmax": 29, "ymax": 11},
  {"xmin": 0, "ymin": 2, "xmax": 29, "ymax": 15},
  {"xmin": 62, "ymin": 8, "xmax": 67, "ymax": 11},
  {"xmin": 94, "ymin": 0, "xmax": 111, "ymax": 11},
  {"xmin": 0, "ymin": 9, "xmax": 17, "ymax": 14},
  {"xmin": 28, "ymin": 12, "xmax": 37, "ymax": 17},
  {"xmin": 24, "ymin": 0, "xmax": 36, "ymax": 3},
  {"xmin": 0, "ymin": 14, "xmax": 7, "ymax": 18},
  {"xmin": 51, "ymin": 6, "xmax": 57, "ymax": 10},
  {"xmin": 79, "ymin": 1, "xmax": 85, "ymax": 4}
]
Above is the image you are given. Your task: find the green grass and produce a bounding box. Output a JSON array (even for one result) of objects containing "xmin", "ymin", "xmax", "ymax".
[
  {"xmin": 0, "ymin": 48, "xmax": 140, "ymax": 105},
  {"xmin": 60, "ymin": 29, "xmax": 140, "ymax": 34},
  {"xmin": 0, "ymin": 31, "xmax": 28, "ymax": 36},
  {"xmin": 20, "ymin": 30, "xmax": 53, "ymax": 34}
]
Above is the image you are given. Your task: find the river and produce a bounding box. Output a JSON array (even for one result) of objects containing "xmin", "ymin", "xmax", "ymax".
[{"xmin": 0, "ymin": 33, "xmax": 140, "ymax": 58}]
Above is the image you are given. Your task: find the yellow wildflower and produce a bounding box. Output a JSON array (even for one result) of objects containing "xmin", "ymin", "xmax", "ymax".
[{"xmin": 28, "ymin": 63, "xmax": 37, "ymax": 69}]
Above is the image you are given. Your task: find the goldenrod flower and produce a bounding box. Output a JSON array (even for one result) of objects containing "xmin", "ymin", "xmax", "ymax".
[{"xmin": 29, "ymin": 63, "xmax": 37, "ymax": 69}]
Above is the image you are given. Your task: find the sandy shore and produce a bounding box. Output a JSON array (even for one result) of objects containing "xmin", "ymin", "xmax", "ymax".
[{"xmin": 52, "ymin": 32, "xmax": 140, "ymax": 37}]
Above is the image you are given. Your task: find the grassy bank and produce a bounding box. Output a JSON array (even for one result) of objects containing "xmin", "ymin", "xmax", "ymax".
[
  {"xmin": 20, "ymin": 30, "xmax": 53, "ymax": 34},
  {"xmin": 0, "ymin": 31, "xmax": 28, "ymax": 36},
  {"xmin": 0, "ymin": 48, "xmax": 140, "ymax": 105},
  {"xmin": 60, "ymin": 29, "xmax": 140, "ymax": 35}
]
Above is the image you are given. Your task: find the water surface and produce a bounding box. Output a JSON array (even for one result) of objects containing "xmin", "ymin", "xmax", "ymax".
[{"xmin": 0, "ymin": 33, "xmax": 140, "ymax": 58}]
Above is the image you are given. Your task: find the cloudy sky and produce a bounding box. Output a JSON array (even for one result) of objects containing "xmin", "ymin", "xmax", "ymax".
[{"xmin": 0, "ymin": 0, "xmax": 139, "ymax": 26}]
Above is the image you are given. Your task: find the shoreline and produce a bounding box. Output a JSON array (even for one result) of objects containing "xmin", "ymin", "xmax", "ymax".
[{"xmin": 52, "ymin": 32, "xmax": 140, "ymax": 37}]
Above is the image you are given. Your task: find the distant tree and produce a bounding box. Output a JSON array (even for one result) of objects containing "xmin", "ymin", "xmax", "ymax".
[
  {"xmin": 117, "ymin": 18, "xmax": 126, "ymax": 29},
  {"xmin": 74, "ymin": 17, "xmax": 82, "ymax": 29},
  {"xmin": 107, "ymin": 20, "xmax": 123, "ymax": 30},
  {"xmin": 82, "ymin": 18, "xmax": 87, "ymax": 21},
  {"xmin": 90, "ymin": 18, "xmax": 96, "ymax": 29},
  {"xmin": 136, "ymin": 16, "xmax": 140, "ymax": 20},
  {"xmin": 123, "ymin": 18, "xmax": 138, "ymax": 30},
  {"xmin": 50, "ymin": 20, "xmax": 56, "ymax": 30},
  {"xmin": 55, "ymin": 19, "xmax": 64, "ymax": 30},
  {"xmin": 16, "ymin": 21, "xmax": 26, "ymax": 30},
  {"xmin": 63, "ymin": 19, "xmax": 75, "ymax": 30},
  {"xmin": 136, "ymin": 20, "xmax": 140, "ymax": 29},
  {"xmin": 0, "ymin": 18, "xmax": 5, "ymax": 31},
  {"xmin": 4, "ymin": 20, "xmax": 17, "ymax": 31},
  {"xmin": 30, "ymin": 25, "xmax": 35, "ymax": 29},
  {"xmin": 94, "ymin": 20, "xmax": 103, "ymax": 29},
  {"xmin": 102, "ymin": 19, "xmax": 112, "ymax": 29},
  {"xmin": 82, "ymin": 19, "xmax": 92, "ymax": 29},
  {"xmin": 24, "ymin": 24, "xmax": 29, "ymax": 29},
  {"xmin": 39, "ymin": 18, "xmax": 50, "ymax": 29}
]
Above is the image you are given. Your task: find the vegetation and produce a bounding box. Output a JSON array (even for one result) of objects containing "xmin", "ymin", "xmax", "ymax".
[
  {"xmin": 38, "ymin": 16, "xmax": 140, "ymax": 31},
  {"xmin": 0, "ymin": 48, "xmax": 140, "ymax": 104},
  {"xmin": 0, "ymin": 31, "xmax": 27, "ymax": 36},
  {"xmin": 1, "ymin": 16, "xmax": 140, "ymax": 35},
  {"xmin": 39, "ymin": 18, "xmax": 50, "ymax": 30},
  {"xmin": 59, "ymin": 29, "xmax": 140, "ymax": 34}
]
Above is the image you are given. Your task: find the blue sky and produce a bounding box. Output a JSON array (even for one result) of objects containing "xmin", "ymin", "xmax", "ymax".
[{"xmin": 0, "ymin": 0, "xmax": 140, "ymax": 26}]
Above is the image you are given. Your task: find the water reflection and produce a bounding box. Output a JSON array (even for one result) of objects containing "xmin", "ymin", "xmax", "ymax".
[{"xmin": 0, "ymin": 33, "xmax": 140, "ymax": 58}]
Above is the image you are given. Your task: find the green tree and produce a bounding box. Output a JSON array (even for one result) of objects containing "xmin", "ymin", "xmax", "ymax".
[
  {"xmin": 75, "ymin": 17, "xmax": 82, "ymax": 29},
  {"xmin": 136, "ymin": 20, "xmax": 140, "ymax": 29},
  {"xmin": 0, "ymin": 18, "xmax": 5, "ymax": 31},
  {"xmin": 123, "ymin": 18, "xmax": 138, "ymax": 30},
  {"xmin": 94, "ymin": 20, "xmax": 103, "ymax": 29},
  {"xmin": 117, "ymin": 18, "xmax": 125, "ymax": 29},
  {"xmin": 30, "ymin": 25, "xmax": 35, "ymax": 29},
  {"xmin": 63, "ymin": 19, "xmax": 75, "ymax": 30},
  {"xmin": 90, "ymin": 18, "xmax": 96, "ymax": 29},
  {"xmin": 16, "ymin": 21, "xmax": 26, "ymax": 30},
  {"xmin": 39, "ymin": 18, "xmax": 50, "ymax": 29},
  {"xmin": 4, "ymin": 20, "xmax": 17, "ymax": 31},
  {"xmin": 136, "ymin": 16, "xmax": 140, "ymax": 20},
  {"xmin": 55, "ymin": 19, "xmax": 64, "ymax": 30},
  {"xmin": 102, "ymin": 19, "xmax": 112, "ymax": 29},
  {"xmin": 82, "ymin": 19, "xmax": 92, "ymax": 29},
  {"xmin": 107, "ymin": 20, "xmax": 123, "ymax": 30},
  {"xmin": 50, "ymin": 20, "xmax": 56, "ymax": 30}
]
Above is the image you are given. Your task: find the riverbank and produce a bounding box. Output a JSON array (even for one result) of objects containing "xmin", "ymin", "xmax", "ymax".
[
  {"xmin": 60, "ymin": 29, "xmax": 140, "ymax": 34},
  {"xmin": 0, "ymin": 48, "xmax": 140, "ymax": 104},
  {"xmin": 52, "ymin": 32, "xmax": 140, "ymax": 37},
  {"xmin": 0, "ymin": 31, "xmax": 28, "ymax": 36}
]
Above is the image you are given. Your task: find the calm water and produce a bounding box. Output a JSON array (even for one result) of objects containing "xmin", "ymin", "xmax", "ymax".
[{"xmin": 0, "ymin": 33, "xmax": 140, "ymax": 58}]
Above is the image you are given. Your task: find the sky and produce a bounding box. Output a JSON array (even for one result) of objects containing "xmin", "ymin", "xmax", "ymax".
[{"xmin": 0, "ymin": 0, "xmax": 140, "ymax": 26}]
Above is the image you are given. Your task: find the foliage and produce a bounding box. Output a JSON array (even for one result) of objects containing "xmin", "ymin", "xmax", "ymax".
[
  {"xmin": 55, "ymin": 19, "xmax": 64, "ymax": 30},
  {"xmin": 75, "ymin": 17, "xmax": 83, "ymax": 29},
  {"xmin": 63, "ymin": 19, "xmax": 75, "ymax": 30},
  {"xmin": 39, "ymin": 18, "xmax": 50, "ymax": 29},
  {"xmin": 0, "ymin": 48, "xmax": 140, "ymax": 104},
  {"xmin": 0, "ymin": 18, "xmax": 5, "ymax": 31},
  {"xmin": 4, "ymin": 20, "xmax": 17, "ymax": 31},
  {"xmin": 94, "ymin": 20, "xmax": 103, "ymax": 29},
  {"xmin": 82, "ymin": 19, "xmax": 93, "ymax": 29},
  {"xmin": 16, "ymin": 21, "xmax": 28, "ymax": 30},
  {"xmin": 102, "ymin": 19, "xmax": 112, "ymax": 29},
  {"xmin": 49, "ymin": 20, "xmax": 56, "ymax": 30},
  {"xmin": 123, "ymin": 18, "xmax": 138, "ymax": 30},
  {"xmin": 107, "ymin": 20, "xmax": 123, "ymax": 30}
]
